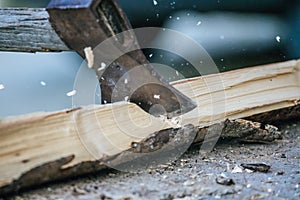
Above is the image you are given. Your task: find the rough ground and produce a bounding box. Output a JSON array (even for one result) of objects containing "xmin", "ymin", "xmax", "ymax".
[{"xmin": 3, "ymin": 120, "xmax": 300, "ymax": 200}]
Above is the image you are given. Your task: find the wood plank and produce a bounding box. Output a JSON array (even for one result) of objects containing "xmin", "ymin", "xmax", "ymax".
[
  {"xmin": 0, "ymin": 59, "xmax": 299, "ymax": 192},
  {"xmin": 0, "ymin": 8, "xmax": 69, "ymax": 52}
]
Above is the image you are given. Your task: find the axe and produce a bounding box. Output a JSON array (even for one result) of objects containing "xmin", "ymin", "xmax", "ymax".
[{"xmin": 11, "ymin": 0, "xmax": 198, "ymax": 117}]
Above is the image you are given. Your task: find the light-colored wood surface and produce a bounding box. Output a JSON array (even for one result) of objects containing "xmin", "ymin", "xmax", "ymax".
[{"xmin": 0, "ymin": 60, "xmax": 299, "ymax": 187}]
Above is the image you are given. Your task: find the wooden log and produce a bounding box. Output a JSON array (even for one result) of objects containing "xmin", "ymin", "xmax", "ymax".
[
  {"xmin": 0, "ymin": 8, "xmax": 69, "ymax": 52},
  {"xmin": 0, "ymin": 59, "xmax": 299, "ymax": 195},
  {"xmin": 0, "ymin": 119, "xmax": 283, "ymax": 196}
]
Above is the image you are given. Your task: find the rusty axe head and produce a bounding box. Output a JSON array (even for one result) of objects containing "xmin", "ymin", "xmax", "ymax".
[{"xmin": 47, "ymin": 0, "xmax": 196, "ymax": 118}]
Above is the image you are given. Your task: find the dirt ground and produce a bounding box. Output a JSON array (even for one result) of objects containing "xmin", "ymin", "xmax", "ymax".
[{"xmin": 3, "ymin": 120, "xmax": 300, "ymax": 200}]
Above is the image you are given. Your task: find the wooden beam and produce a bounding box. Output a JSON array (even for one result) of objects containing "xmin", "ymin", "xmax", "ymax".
[
  {"xmin": 0, "ymin": 59, "xmax": 299, "ymax": 194},
  {"xmin": 0, "ymin": 8, "xmax": 69, "ymax": 52}
]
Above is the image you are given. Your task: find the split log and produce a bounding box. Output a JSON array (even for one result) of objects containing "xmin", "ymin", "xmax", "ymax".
[{"xmin": 0, "ymin": 59, "xmax": 299, "ymax": 195}]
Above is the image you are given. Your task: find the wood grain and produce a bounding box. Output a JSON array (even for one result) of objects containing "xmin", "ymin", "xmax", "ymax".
[
  {"xmin": 0, "ymin": 8, "xmax": 68, "ymax": 52},
  {"xmin": 0, "ymin": 59, "xmax": 299, "ymax": 193}
]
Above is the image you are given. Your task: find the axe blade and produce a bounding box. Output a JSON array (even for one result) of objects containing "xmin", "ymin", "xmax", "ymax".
[{"xmin": 47, "ymin": 0, "xmax": 197, "ymax": 117}]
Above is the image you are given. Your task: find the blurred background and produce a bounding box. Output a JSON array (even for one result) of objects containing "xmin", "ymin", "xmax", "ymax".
[{"xmin": 0, "ymin": 0, "xmax": 299, "ymax": 117}]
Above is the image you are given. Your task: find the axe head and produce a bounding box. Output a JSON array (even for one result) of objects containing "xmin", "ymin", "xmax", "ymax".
[{"xmin": 47, "ymin": 0, "xmax": 197, "ymax": 118}]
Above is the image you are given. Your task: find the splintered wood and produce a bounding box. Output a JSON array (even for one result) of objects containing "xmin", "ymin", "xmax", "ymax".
[{"xmin": 0, "ymin": 60, "xmax": 299, "ymax": 195}]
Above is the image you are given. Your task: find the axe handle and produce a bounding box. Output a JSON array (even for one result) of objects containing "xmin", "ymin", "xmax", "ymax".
[{"xmin": 0, "ymin": 8, "xmax": 70, "ymax": 53}]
